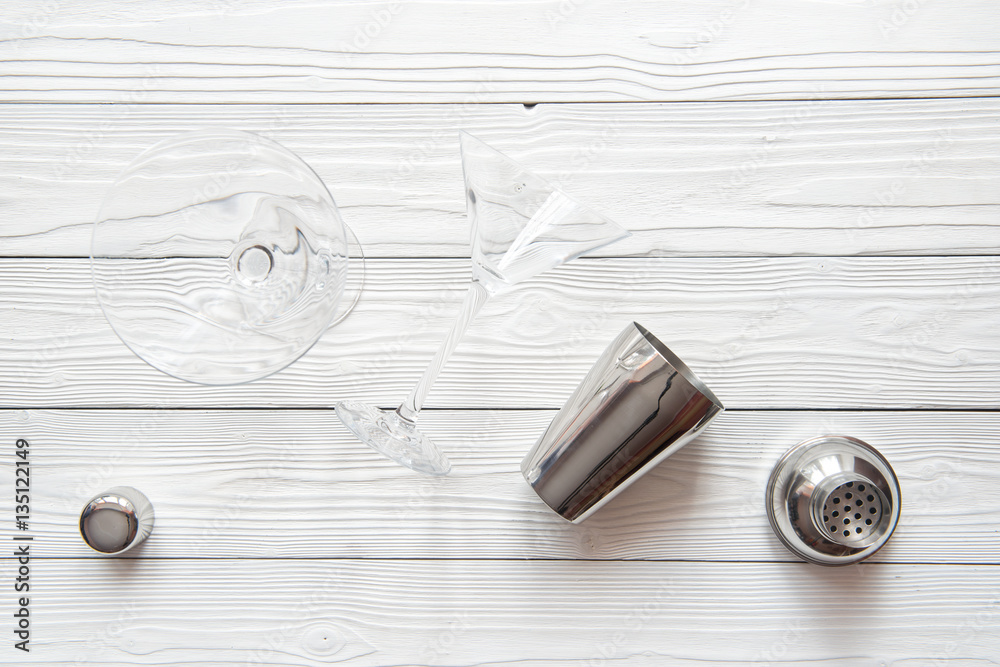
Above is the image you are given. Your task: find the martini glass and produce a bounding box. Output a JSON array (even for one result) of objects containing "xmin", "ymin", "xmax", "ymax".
[
  {"xmin": 91, "ymin": 129, "xmax": 364, "ymax": 385},
  {"xmin": 336, "ymin": 132, "xmax": 630, "ymax": 474}
]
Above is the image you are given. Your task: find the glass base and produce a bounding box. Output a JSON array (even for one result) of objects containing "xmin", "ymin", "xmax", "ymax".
[
  {"xmin": 92, "ymin": 130, "xmax": 367, "ymax": 386},
  {"xmin": 335, "ymin": 400, "xmax": 451, "ymax": 475}
]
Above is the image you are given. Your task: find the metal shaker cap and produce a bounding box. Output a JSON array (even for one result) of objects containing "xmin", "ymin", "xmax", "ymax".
[
  {"xmin": 766, "ymin": 435, "xmax": 901, "ymax": 565},
  {"xmin": 79, "ymin": 486, "xmax": 155, "ymax": 554}
]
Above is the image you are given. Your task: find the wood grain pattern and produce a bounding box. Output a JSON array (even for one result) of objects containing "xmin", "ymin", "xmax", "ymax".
[
  {"xmin": 2, "ymin": 257, "xmax": 998, "ymax": 409},
  {"xmin": 1, "ymin": 409, "xmax": 996, "ymax": 563},
  {"xmin": 2, "ymin": 100, "xmax": 999, "ymax": 257},
  {"xmin": 2, "ymin": 3, "xmax": 999, "ymax": 664},
  {"xmin": 0, "ymin": 559, "xmax": 996, "ymax": 665},
  {"xmin": 2, "ymin": 0, "xmax": 999, "ymax": 103}
]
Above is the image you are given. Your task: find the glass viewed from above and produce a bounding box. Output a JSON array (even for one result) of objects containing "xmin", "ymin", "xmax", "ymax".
[
  {"xmin": 91, "ymin": 129, "xmax": 362, "ymax": 385},
  {"xmin": 337, "ymin": 132, "xmax": 630, "ymax": 475}
]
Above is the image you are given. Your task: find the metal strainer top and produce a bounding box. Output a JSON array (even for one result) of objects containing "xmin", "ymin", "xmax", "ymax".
[{"xmin": 766, "ymin": 435, "xmax": 901, "ymax": 566}]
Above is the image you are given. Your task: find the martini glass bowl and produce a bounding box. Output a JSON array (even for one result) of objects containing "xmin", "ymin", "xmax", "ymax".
[
  {"xmin": 336, "ymin": 131, "xmax": 630, "ymax": 474},
  {"xmin": 91, "ymin": 129, "xmax": 363, "ymax": 385}
]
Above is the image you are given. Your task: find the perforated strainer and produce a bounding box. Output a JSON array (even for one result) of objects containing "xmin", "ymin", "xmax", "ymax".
[{"xmin": 765, "ymin": 435, "xmax": 901, "ymax": 565}]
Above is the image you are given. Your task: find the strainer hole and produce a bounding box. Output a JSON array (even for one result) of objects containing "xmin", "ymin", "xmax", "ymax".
[{"xmin": 818, "ymin": 479, "xmax": 888, "ymax": 544}]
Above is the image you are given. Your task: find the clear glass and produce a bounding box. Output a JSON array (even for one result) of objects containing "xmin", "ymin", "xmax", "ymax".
[
  {"xmin": 336, "ymin": 131, "xmax": 630, "ymax": 475},
  {"xmin": 91, "ymin": 129, "xmax": 363, "ymax": 385}
]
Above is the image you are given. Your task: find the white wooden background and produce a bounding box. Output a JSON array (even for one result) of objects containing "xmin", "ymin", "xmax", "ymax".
[{"xmin": 2, "ymin": 1, "xmax": 999, "ymax": 664}]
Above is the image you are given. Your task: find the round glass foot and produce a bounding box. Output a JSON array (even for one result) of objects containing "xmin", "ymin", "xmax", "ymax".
[
  {"xmin": 335, "ymin": 400, "xmax": 451, "ymax": 475},
  {"xmin": 91, "ymin": 129, "xmax": 364, "ymax": 385}
]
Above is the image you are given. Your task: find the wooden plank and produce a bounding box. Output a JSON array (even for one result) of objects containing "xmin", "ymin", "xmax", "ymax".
[
  {"xmin": 2, "ymin": 100, "xmax": 999, "ymax": 257},
  {"xmin": 1, "ymin": 256, "xmax": 998, "ymax": 409},
  {"xmin": 2, "ymin": 0, "xmax": 999, "ymax": 103},
  {"xmin": 0, "ymin": 559, "xmax": 996, "ymax": 665},
  {"xmin": 1, "ymin": 409, "xmax": 996, "ymax": 563}
]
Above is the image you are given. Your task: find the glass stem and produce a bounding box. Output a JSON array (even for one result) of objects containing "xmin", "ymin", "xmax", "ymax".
[{"xmin": 395, "ymin": 279, "xmax": 492, "ymax": 423}]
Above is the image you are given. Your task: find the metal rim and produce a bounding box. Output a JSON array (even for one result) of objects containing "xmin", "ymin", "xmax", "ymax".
[
  {"xmin": 765, "ymin": 435, "xmax": 901, "ymax": 566},
  {"xmin": 78, "ymin": 487, "xmax": 153, "ymax": 555}
]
